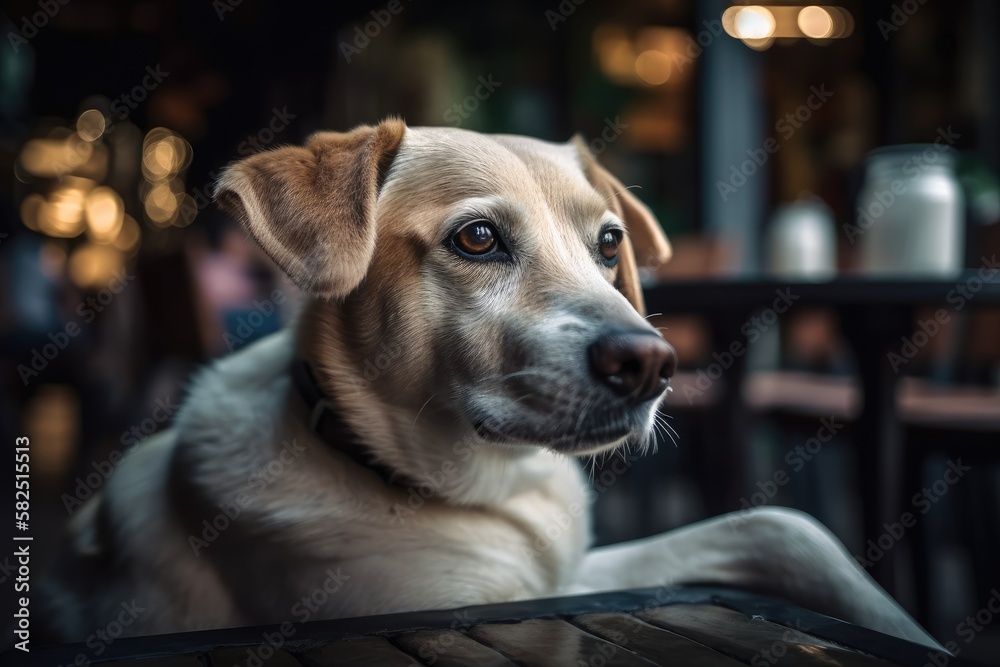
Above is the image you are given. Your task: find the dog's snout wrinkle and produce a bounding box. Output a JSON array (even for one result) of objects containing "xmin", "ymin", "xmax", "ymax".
[{"xmin": 588, "ymin": 329, "xmax": 676, "ymax": 402}]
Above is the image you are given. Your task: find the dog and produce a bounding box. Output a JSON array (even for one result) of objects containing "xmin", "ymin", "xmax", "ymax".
[{"xmin": 38, "ymin": 118, "xmax": 939, "ymax": 649}]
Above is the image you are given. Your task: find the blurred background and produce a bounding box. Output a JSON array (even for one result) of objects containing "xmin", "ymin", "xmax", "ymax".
[{"xmin": 1, "ymin": 0, "xmax": 999, "ymax": 658}]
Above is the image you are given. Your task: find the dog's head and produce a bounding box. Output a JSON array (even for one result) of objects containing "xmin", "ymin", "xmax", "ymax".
[{"xmin": 216, "ymin": 119, "xmax": 675, "ymax": 457}]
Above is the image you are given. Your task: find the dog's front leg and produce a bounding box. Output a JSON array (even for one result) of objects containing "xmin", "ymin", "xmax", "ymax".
[{"xmin": 570, "ymin": 507, "xmax": 941, "ymax": 649}]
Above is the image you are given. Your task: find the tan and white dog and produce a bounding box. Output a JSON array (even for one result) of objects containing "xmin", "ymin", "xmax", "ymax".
[{"xmin": 39, "ymin": 119, "xmax": 938, "ymax": 648}]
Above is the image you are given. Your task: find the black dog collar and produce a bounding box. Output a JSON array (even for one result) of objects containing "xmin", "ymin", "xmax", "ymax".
[{"xmin": 290, "ymin": 359, "xmax": 400, "ymax": 486}]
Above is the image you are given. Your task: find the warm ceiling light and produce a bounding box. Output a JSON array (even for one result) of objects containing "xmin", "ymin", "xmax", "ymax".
[
  {"xmin": 113, "ymin": 215, "xmax": 141, "ymax": 253},
  {"xmin": 798, "ymin": 6, "xmax": 834, "ymax": 39},
  {"xmin": 69, "ymin": 243, "xmax": 122, "ymax": 288},
  {"xmin": 827, "ymin": 6, "xmax": 854, "ymax": 39},
  {"xmin": 40, "ymin": 186, "xmax": 88, "ymax": 238},
  {"xmin": 144, "ymin": 182, "xmax": 180, "ymax": 225},
  {"xmin": 76, "ymin": 109, "xmax": 106, "ymax": 142},
  {"xmin": 635, "ymin": 49, "xmax": 672, "ymax": 85},
  {"xmin": 19, "ymin": 137, "xmax": 93, "ymax": 178},
  {"xmin": 723, "ymin": 5, "xmax": 853, "ymax": 42},
  {"xmin": 84, "ymin": 187, "xmax": 124, "ymax": 242},
  {"xmin": 142, "ymin": 128, "xmax": 192, "ymax": 181},
  {"xmin": 593, "ymin": 25, "xmax": 636, "ymax": 84},
  {"xmin": 143, "ymin": 139, "xmax": 178, "ymax": 180},
  {"xmin": 734, "ymin": 6, "xmax": 776, "ymax": 40}
]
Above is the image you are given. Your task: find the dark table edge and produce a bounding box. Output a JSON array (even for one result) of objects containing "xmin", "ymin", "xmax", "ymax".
[
  {"xmin": 641, "ymin": 273, "xmax": 1000, "ymax": 310},
  {"xmin": 2, "ymin": 585, "xmax": 983, "ymax": 666}
]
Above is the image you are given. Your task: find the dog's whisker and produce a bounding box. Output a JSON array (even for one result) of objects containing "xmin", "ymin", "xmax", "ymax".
[
  {"xmin": 600, "ymin": 446, "xmax": 612, "ymax": 468},
  {"xmin": 494, "ymin": 369, "xmax": 549, "ymax": 383},
  {"xmin": 649, "ymin": 415, "xmax": 666, "ymax": 448},
  {"xmin": 507, "ymin": 390, "xmax": 540, "ymax": 408},
  {"xmin": 584, "ymin": 453, "xmax": 599, "ymax": 482},
  {"xmin": 410, "ymin": 394, "xmax": 437, "ymax": 433},
  {"xmin": 644, "ymin": 313, "xmax": 663, "ymax": 320},
  {"xmin": 662, "ymin": 419, "xmax": 680, "ymax": 442},
  {"xmin": 647, "ymin": 420, "xmax": 664, "ymax": 454},
  {"xmin": 656, "ymin": 414, "xmax": 679, "ymax": 449},
  {"xmin": 652, "ymin": 412, "xmax": 667, "ymax": 437},
  {"xmin": 574, "ymin": 395, "xmax": 594, "ymax": 433}
]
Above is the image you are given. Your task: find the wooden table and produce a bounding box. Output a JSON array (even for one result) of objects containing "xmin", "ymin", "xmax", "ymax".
[{"xmin": 3, "ymin": 586, "xmax": 976, "ymax": 666}]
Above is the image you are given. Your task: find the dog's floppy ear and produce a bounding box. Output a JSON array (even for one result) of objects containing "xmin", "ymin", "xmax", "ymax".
[
  {"xmin": 572, "ymin": 135, "xmax": 672, "ymax": 315},
  {"xmin": 215, "ymin": 118, "xmax": 406, "ymax": 300}
]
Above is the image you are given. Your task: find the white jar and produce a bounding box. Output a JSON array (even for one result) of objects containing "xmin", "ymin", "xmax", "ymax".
[
  {"xmin": 766, "ymin": 200, "xmax": 837, "ymax": 280},
  {"xmin": 856, "ymin": 144, "xmax": 964, "ymax": 277}
]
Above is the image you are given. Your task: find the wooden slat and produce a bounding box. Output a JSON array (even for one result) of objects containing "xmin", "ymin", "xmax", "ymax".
[
  {"xmin": 899, "ymin": 377, "xmax": 1000, "ymax": 431},
  {"xmin": 467, "ymin": 618, "xmax": 659, "ymax": 667},
  {"xmin": 743, "ymin": 370, "xmax": 859, "ymax": 419},
  {"xmin": 297, "ymin": 636, "xmax": 420, "ymax": 667},
  {"xmin": 637, "ymin": 605, "xmax": 891, "ymax": 666},
  {"xmin": 391, "ymin": 629, "xmax": 516, "ymax": 666},
  {"xmin": 571, "ymin": 613, "xmax": 746, "ymax": 666},
  {"xmin": 208, "ymin": 647, "xmax": 303, "ymax": 666},
  {"xmin": 739, "ymin": 370, "xmax": 1000, "ymax": 432}
]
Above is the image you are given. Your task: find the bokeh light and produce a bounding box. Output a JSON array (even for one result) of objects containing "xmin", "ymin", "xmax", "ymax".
[
  {"xmin": 723, "ymin": 4, "xmax": 852, "ymax": 43},
  {"xmin": 84, "ymin": 186, "xmax": 125, "ymax": 243},
  {"xmin": 112, "ymin": 215, "xmax": 142, "ymax": 253},
  {"xmin": 19, "ymin": 135, "xmax": 93, "ymax": 179},
  {"xmin": 144, "ymin": 182, "xmax": 181, "ymax": 225},
  {"xmin": 635, "ymin": 50, "xmax": 673, "ymax": 86},
  {"xmin": 593, "ymin": 25, "xmax": 636, "ymax": 85},
  {"xmin": 37, "ymin": 180, "xmax": 94, "ymax": 238},
  {"xmin": 76, "ymin": 109, "xmax": 107, "ymax": 142},
  {"xmin": 733, "ymin": 6, "xmax": 776, "ymax": 40},
  {"xmin": 142, "ymin": 128, "xmax": 192, "ymax": 181},
  {"xmin": 68, "ymin": 243, "xmax": 123, "ymax": 288},
  {"xmin": 798, "ymin": 6, "xmax": 834, "ymax": 39},
  {"xmin": 140, "ymin": 128, "xmax": 194, "ymax": 227}
]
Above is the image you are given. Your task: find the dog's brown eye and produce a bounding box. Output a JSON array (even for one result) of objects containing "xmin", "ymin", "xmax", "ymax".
[
  {"xmin": 599, "ymin": 229, "xmax": 623, "ymax": 266},
  {"xmin": 454, "ymin": 221, "xmax": 497, "ymax": 256}
]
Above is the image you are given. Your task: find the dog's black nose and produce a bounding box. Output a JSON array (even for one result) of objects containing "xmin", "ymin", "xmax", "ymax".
[{"xmin": 588, "ymin": 330, "xmax": 676, "ymax": 402}]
